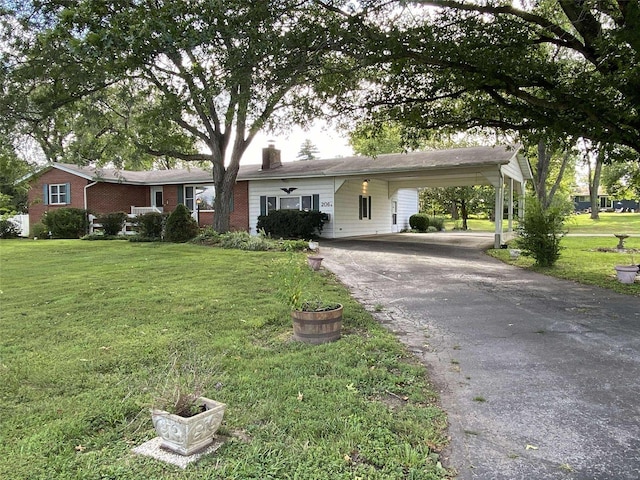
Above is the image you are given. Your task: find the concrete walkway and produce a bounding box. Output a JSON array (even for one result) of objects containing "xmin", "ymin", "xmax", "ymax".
[{"xmin": 320, "ymin": 232, "xmax": 640, "ymax": 479}]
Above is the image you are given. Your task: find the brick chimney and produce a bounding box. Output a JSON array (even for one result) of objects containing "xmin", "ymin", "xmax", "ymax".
[{"xmin": 262, "ymin": 142, "xmax": 282, "ymax": 170}]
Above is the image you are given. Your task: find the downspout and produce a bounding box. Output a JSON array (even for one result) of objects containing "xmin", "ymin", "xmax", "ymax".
[
  {"xmin": 84, "ymin": 181, "xmax": 98, "ymax": 233},
  {"xmin": 84, "ymin": 181, "xmax": 98, "ymax": 210}
]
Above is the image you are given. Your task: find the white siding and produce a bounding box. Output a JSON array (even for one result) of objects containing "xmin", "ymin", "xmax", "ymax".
[
  {"xmin": 395, "ymin": 189, "xmax": 419, "ymax": 231},
  {"xmin": 333, "ymin": 179, "xmax": 393, "ymax": 238},
  {"xmin": 248, "ymin": 178, "xmax": 336, "ymax": 237}
]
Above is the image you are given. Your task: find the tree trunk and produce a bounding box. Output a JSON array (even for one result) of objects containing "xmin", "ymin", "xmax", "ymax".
[
  {"xmin": 460, "ymin": 199, "xmax": 468, "ymax": 230},
  {"xmin": 589, "ymin": 149, "xmax": 604, "ymax": 220},
  {"xmin": 535, "ymin": 139, "xmax": 550, "ymax": 208}
]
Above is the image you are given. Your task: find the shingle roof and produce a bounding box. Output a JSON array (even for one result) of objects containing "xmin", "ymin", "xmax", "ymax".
[
  {"xmin": 47, "ymin": 145, "xmax": 521, "ymax": 184},
  {"xmin": 238, "ymin": 145, "xmax": 520, "ymax": 179}
]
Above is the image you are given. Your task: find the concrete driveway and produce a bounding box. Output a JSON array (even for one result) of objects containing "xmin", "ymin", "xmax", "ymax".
[{"xmin": 320, "ymin": 233, "xmax": 640, "ymax": 480}]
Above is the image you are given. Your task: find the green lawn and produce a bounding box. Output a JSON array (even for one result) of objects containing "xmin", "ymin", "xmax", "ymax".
[
  {"xmin": 443, "ymin": 212, "xmax": 640, "ymax": 294},
  {"xmin": 0, "ymin": 240, "xmax": 449, "ymax": 480},
  {"xmin": 444, "ymin": 212, "xmax": 640, "ymax": 234}
]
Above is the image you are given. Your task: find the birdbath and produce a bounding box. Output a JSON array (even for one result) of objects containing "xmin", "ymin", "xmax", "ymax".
[{"xmin": 614, "ymin": 234, "xmax": 629, "ymax": 250}]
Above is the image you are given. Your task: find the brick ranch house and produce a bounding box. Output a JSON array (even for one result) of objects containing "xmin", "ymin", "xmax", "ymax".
[{"xmin": 25, "ymin": 144, "xmax": 532, "ymax": 246}]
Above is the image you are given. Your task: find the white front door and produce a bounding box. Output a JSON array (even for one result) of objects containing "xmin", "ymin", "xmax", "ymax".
[{"xmin": 151, "ymin": 186, "xmax": 164, "ymax": 212}]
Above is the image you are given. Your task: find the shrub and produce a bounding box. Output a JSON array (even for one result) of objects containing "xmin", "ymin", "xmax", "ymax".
[
  {"xmin": 97, "ymin": 212, "xmax": 128, "ymax": 236},
  {"xmin": 217, "ymin": 231, "xmax": 271, "ymax": 251},
  {"xmin": 0, "ymin": 218, "xmax": 20, "ymax": 239},
  {"xmin": 428, "ymin": 216, "xmax": 445, "ymax": 231},
  {"xmin": 134, "ymin": 212, "xmax": 166, "ymax": 240},
  {"xmin": 409, "ymin": 213, "xmax": 430, "ymax": 232},
  {"xmin": 42, "ymin": 208, "xmax": 89, "ymax": 238},
  {"xmin": 164, "ymin": 204, "xmax": 199, "ymax": 243},
  {"xmin": 191, "ymin": 227, "xmax": 221, "ymax": 246},
  {"xmin": 256, "ymin": 210, "xmax": 325, "ymax": 239},
  {"xmin": 515, "ymin": 197, "xmax": 567, "ymax": 267},
  {"xmin": 30, "ymin": 223, "xmax": 49, "ymax": 239}
]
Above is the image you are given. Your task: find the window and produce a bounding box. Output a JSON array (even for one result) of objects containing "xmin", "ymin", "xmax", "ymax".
[
  {"xmin": 185, "ymin": 185, "xmax": 215, "ymax": 211},
  {"xmin": 359, "ymin": 195, "xmax": 372, "ymax": 220},
  {"xmin": 260, "ymin": 194, "xmax": 319, "ymax": 216},
  {"xmin": 49, "ymin": 184, "xmax": 69, "ymax": 205},
  {"xmin": 280, "ymin": 197, "xmax": 301, "ymax": 210}
]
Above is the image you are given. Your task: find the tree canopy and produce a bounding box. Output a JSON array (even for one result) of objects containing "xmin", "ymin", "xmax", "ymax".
[
  {"xmin": 333, "ymin": 0, "xmax": 640, "ymax": 154},
  {"xmin": 3, "ymin": 1, "xmax": 351, "ymax": 231}
]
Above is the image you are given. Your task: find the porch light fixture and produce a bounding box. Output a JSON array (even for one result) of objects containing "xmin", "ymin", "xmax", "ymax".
[{"xmin": 362, "ymin": 179, "xmax": 369, "ymax": 194}]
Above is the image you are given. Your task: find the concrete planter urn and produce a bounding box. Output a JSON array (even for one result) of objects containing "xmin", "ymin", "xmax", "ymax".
[
  {"xmin": 307, "ymin": 256, "xmax": 324, "ymax": 271},
  {"xmin": 614, "ymin": 265, "xmax": 639, "ymax": 284},
  {"xmin": 151, "ymin": 397, "xmax": 226, "ymax": 455}
]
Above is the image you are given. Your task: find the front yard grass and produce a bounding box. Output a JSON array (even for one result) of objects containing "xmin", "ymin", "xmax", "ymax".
[
  {"xmin": 489, "ymin": 236, "xmax": 640, "ymax": 295},
  {"xmin": 0, "ymin": 240, "xmax": 449, "ymax": 480}
]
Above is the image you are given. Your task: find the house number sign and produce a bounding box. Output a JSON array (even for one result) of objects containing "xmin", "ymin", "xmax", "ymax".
[{"xmin": 321, "ymin": 201, "xmax": 333, "ymax": 208}]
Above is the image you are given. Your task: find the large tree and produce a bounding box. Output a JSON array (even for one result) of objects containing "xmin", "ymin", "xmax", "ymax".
[
  {"xmin": 4, "ymin": 1, "xmax": 349, "ymax": 231},
  {"xmin": 327, "ymin": 0, "xmax": 640, "ymax": 154}
]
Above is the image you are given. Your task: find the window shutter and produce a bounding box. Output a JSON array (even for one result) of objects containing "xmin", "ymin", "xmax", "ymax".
[
  {"xmin": 65, "ymin": 183, "xmax": 71, "ymax": 204},
  {"xmin": 359, "ymin": 195, "xmax": 363, "ymax": 220},
  {"xmin": 43, "ymin": 184, "xmax": 49, "ymax": 205},
  {"xmin": 368, "ymin": 196, "xmax": 372, "ymax": 219},
  {"xmin": 312, "ymin": 194, "xmax": 320, "ymax": 211},
  {"xmin": 260, "ymin": 196, "xmax": 267, "ymax": 216},
  {"xmin": 177, "ymin": 185, "xmax": 184, "ymax": 204}
]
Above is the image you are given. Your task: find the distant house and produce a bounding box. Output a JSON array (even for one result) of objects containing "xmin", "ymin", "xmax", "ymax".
[
  {"xmin": 24, "ymin": 144, "xmax": 532, "ymax": 245},
  {"xmin": 573, "ymin": 187, "xmax": 639, "ymax": 212}
]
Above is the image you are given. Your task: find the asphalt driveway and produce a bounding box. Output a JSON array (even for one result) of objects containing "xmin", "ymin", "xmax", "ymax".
[{"xmin": 320, "ymin": 233, "xmax": 640, "ymax": 480}]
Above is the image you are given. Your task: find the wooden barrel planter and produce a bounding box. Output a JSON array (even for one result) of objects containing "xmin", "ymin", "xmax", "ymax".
[{"xmin": 291, "ymin": 304, "xmax": 343, "ymax": 344}]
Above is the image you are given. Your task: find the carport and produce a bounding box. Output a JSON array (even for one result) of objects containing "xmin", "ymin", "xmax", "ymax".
[{"xmin": 346, "ymin": 146, "xmax": 534, "ymax": 247}]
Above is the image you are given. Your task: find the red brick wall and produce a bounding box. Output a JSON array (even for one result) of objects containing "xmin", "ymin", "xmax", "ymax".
[
  {"xmin": 230, "ymin": 181, "xmax": 249, "ymax": 231},
  {"xmin": 28, "ymin": 168, "xmax": 249, "ymax": 232},
  {"xmin": 86, "ymin": 183, "xmax": 149, "ymax": 214},
  {"xmin": 28, "ymin": 169, "xmax": 88, "ymax": 225},
  {"xmin": 164, "ymin": 181, "xmax": 249, "ymax": 232}
]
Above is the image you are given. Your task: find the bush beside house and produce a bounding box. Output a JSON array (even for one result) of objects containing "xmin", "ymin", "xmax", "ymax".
[
  {"xmin": 43, "ymin": 208, "xmax": 89, "ymax": 239},
  {"xmin": 257, "ymin": 210, "xmax": 325, "ymax": 239},
  {"xmin": 164, "ymin": 204, "xmax": 199, "ymax": 243}
]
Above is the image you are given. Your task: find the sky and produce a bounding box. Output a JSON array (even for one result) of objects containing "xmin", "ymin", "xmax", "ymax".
[{"xmin": 243, "ymin": 122, "xmax": 354, "ymax": 165}]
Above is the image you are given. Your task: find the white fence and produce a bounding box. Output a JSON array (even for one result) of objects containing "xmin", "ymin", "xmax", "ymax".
[
  {"xmin": 7, "ymin": 214, "xmax": 29, "ymax": 237},
  {"xmin": 131, "ymin": 206, "xmax": 162, "ymax": 215},
  {"xmin": 89, "ymin": 214, "xmax": 137, "ymax": 236}
]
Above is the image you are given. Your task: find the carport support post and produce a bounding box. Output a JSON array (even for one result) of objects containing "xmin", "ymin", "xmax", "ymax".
[
  {"xmin": 507, "ymin": 178, "xmax": 514, "ymax": 232},
  {"xmin": 494, "ymin": 174, "xmax": 504, "ymax": 248}
]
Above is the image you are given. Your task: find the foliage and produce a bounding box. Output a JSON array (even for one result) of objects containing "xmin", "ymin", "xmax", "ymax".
[
  {"xmin": 29, "ymin": 222, "xmax": 48, "ymax": 239},
  {"xmin": 5, "ymin": 1, "xmax": 352, "ymax": 232},
  {"xmin": 349, "ymin": 1, "xmax": 640, "ymax": 154},
  {"xmin": 133, "ymin": 212, "xmax": 166, "ymax": 240},
  {"xmin": 0, "ymin": 139, "xmax": 32, "ymax": 214},
  {"xmin": 153, "ymin": 350, "xmax": 221, "ymax": 417},
  {"xmin": 0, "ymin": 240, "xmax": 449, "ymax": 479},
  {"xmin": 516, "ymin": 197, "xmax": 567, "ymax": 267},
  {"xmin": 81, "ymin": 233, "xmax": 126, "ymax": 241},
  {"xmin": 421, "ymin": 186, "xmax": 494, "ymax": 229},
  {"xmin": 42, "ymin": 208, "xmax": 89, "ymax": 239},
  {"xmin": 349, "ymin": 122, "xmax": 406, "ymax": 156},
  {"xmin": 257, "ymin": 210, "xmax": 325, "ymax": 239},
  {"xmin": 164, "ymin": 204, "xmax": 199, "ymax": 243},
  {"xmin": 296, "ymin": 139, "xmax": 320, "ymax": 161},
  {"xmin": 409, "ymin": 213, "xmax": 430, "ymax": 232},
  {"xmin": 277, "ymin": 254, "xmax": 341, "ymax": 312},
  {"xmin": 0, "ymin": 218, "xmax": 20, "ymax": 238},
  {"xmin": 490, "ymin": 236, "xmax": 640, "ymax": 296},
  {"xmin": 428, "ymin": 216, "xmax": 445, "ymax": 231},
  {"xmin": 601, "ymin": 158, "xmax": 640, "ymax": 200},
  {"xmin": 192, "ymin": 228, "xmax": 312, "ymax": 252},
  {"xmin": 96, "ymin": 212, "xmax": 127, "ymax": 236}
]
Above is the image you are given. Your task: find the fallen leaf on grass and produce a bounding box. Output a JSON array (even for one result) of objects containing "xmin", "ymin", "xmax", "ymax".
[{"xmin": 297, "ymin": 391, "xmax": 304, "ymax": 402}]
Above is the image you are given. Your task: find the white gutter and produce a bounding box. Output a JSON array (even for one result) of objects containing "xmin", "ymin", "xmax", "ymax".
[{"xmin": 84, "ymin": 181, "xmax": 98, "ymax": 210}]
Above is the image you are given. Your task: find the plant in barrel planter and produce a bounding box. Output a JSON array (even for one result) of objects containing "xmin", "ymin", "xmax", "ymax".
[
  {"xmin": 151, "ymin": 352, "xmax": 226, "ymax": 455},
  {"xmin": 281, "ymin": 256, "xmax": 343, "ymax": 344}
]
